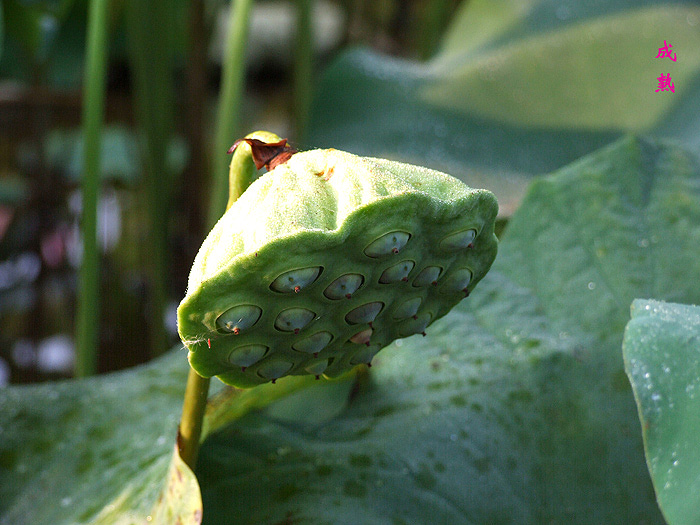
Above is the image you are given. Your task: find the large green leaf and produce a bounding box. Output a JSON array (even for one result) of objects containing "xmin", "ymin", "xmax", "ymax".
[
  {"xmin": 0, "ymin": 345, "xmax": 349, "ymax": 523},
  {"xmin": 194, "ymin": 135, "xmax": 700, "ymax": 523},
  {"xmin": 624, "ymin": 299, "xmax": 700, "ymax": 525},
  {"xmin": 0, "ymin": 350, "xmax": 190, "ymax": 524},
  {"xmin": 307, "ymin": 0, "xmax": 700, "ymax": 215}
]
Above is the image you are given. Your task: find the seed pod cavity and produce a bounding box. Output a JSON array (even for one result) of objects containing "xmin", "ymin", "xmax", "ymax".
[
  {"xmin": 274, "ymin": 308, "xmax": 316, "ymax": 333},
  {"xmin": 323, "ymin": 274, "xmax": 364, "ymax": 300},
  {"xmin": 345, "ymin": 302, "xmax": 384, "ymax": 325},
  {"xmin": 292, "ymin": 331, "xmax": 333, "ymax": 354},
  {"xmin": 398, "ymin": 312, "xmax": 432, "ymax": 337},
  {"xmin": 216, "ymin": 305, "xmax": 262, "ymax": 334},
  {"xmin": 412, "ymin": 266, "xmax": 442, "ymax": 287},
  {"xmin": 257, "ymin": 359, "xmax": 294, "ymax": 381},
  {"xmin": 270, "ymin": 266, "xmax": 322, "ymax": 293},
  {"xmin": 379, "ymin": 260, "xmax": 415, "ymax": 284},
  {"xmin": 304, "ymin": 359, "xmax": 330, "ymax": 376},
  {"xmin": 440, "ymin": 229, "xmax": 476, "ymax": 251},
  {"xmin": 393, "ymin": 297, "xmax": 422, "ymax": 320},
  {"xmin": 350, "ymin": 344, "xmax": 382, "ymax": 366},
  {"xmin": 228, "ymin": 344, "xmax": 268, "ymax": 367},
  {"xmin": 364, "ymin": 231, "xmax": 410, "ymax": 258},
  {"xmin": 441, "ymin": 269, "xmax": 473, "ymax": 294},
  {"xmin": 350, "ymin": 328, "xmax": 373, "ymax": 345}
]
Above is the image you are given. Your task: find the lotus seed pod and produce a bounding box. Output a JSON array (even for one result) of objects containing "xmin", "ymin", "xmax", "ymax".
[{"xmin": 178, "ymin": 139, "xmax": 498, "ymax": 388}]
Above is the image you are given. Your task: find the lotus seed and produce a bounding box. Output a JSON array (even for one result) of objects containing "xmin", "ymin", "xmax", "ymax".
[
  {"xmin": 304, "ymin": 359, "xmax": 330, "ymax": 377},
  {"xmin": 379, "ymin": 260, "xmax": 415, "ymax": 284},
  {"xmin": 216, "ymin": 304, "xmax": 262, "ymax": 334},
  {"xmin": 227, "ymin": 344, "xmax": 269, "ymax": 368},
  {"xmin": 364, "ymin": 231, "xmax": 410, "ymax": 258},
  {"xmin": 292, "ymin": 331, "xmax": 333, "ymax": 354},
  {"xmin": 323, "ymin": 274, "xmax": 364, "ymax": 300},
  {"xmin": 349, "ymin": 344, "xmax": 381, "ymax": 366},
  {"xmin": 350, "ymin": 328, "xmax": 373, "ymax": 345},
  {"xmin": 274, "ymin": 308, "xmax": 316, "ymax": 333},
  {"xmin": 270, "ymin": 267, "xmax": 322, "ymax": 293},
  {"xmin": 441, "ymin": 269, "xmax": 472, "ymax": 294},
  {"xmin": 413, "ymin": 266, "xmax": 442, "ymax": 287},
  {"xmin": 257, "ymin": 359, "xmax": 294, "ymax": 381},
  {"xmin": 398, "ymin": 312, "xmax": 431, "ymax": 337},
  {"xmin": 440, "ymin": 229, "xmax": 476, "ymax": 251},
  {"xmin": 393, "ymin": 297, "xmax": 422, "ymax": 320},
  {"xmin": 345, "ymin": 302, "xmax": 384, "ymax": 325}
]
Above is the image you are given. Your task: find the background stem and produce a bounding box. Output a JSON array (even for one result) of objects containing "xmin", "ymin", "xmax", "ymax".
[
  {"xmin": 75, "ymin": 0, "xmax": 110, "ymax": 377},
  {"xmin": 294, "ymin": 0, "xmax": 313, "ymax": 140},
  {"xmin": 208, "ymin": 0, "xmax": 254, "ymax": 229},
  {"xmin": 125, "ymin": 0, "xmax": 176, "ymax": 358}
]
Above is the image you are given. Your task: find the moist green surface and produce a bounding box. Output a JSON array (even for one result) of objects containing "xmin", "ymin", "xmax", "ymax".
[{"xmin": 178, "ymin": 149, "xmax": 498, "ymax": 387}]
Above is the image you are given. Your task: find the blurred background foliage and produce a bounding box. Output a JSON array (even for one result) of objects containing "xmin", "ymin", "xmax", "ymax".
[{"xmin": 0, "ymin": 0, "xmax": 463, "ymax": 384}]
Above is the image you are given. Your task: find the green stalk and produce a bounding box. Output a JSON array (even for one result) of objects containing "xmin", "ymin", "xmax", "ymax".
[
  {"xmin": 227, "ymin": 130, "xmax": 281, "ymax": 203},
  {"xmin": 208, "ymin": 0, "xmax": 255, "ymax": 229},
  {"xmin": 178, "ymin": 371, "xmax": 210, "ymax": 469},
  {"xmin": 294, "ymin": 0, "xmax": 313, "ymax": 140},
  {"xmin": 75, "ymin": 0, "xmax": 110, "ymax": 377},
  {"xmin": 125, "ymin": 0, "xmax": 176, "ymax": 357}
]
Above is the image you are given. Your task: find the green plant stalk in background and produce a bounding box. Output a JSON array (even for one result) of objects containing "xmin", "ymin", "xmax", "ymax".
[
  {"xmin": 0, "ymin": 4, "xmax": 4, "ymax": 62},
  {"xmin": 125, "ymin": 0, "xmax": 177, "ymax": 357},
  {"xmin": 294, "ymin": 0, "xmax": 313, "ymax": 139},
  {"xmin": 75, "ymin": 0, "xmax": 110, "ymax": 377},
  {"xmin": 415, "ymin": 0, "xmax": 452, "ymax": 59},
  {"xmin": 208, "ymin": 0, "xmax": 254, "ymax": 229}
]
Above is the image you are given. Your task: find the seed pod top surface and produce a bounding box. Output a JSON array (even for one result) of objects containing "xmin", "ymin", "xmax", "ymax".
[{"xmin": 178, "ymin": 147, "xmax": 498, "ymax": 388}]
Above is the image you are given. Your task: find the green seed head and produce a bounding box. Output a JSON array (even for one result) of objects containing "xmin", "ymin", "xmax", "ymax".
[{"xmin": 178, "ymin": 140, "xmax": 498, "ymax": 388}]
